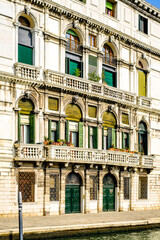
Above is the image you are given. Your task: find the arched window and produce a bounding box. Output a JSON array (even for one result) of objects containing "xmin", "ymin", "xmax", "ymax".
[
  {"xmin": 102, "ymin": 111, "xmax": 117, "ymax": 149},
  {"xmin": 138, "ymin": 122, "xmax": 147, "ymax": 155},
  {"xmin": 65, "ymin": 29, "xmax": 83, "ymax": 77},
  {"xmin": 102, "ymin": 44, "xmax": 117, "ymax": 87},
  {"xmin": 65, "ymin": 104, "xmax": 83, "ymax": 147},
  {"xmin": 18, "ymin": 16, "xmax": 33, "ymax": 65},
  {"xmin": 138, "ymin": 60, "xmax": 147, "ymax": 97},
  {"xmin": 18, "ymin": 98, "xmax": 35, "ymax": 144}
]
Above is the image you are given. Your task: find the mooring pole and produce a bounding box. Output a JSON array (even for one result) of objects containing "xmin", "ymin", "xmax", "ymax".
[{"xmin": 18, "ymin": 191, "xmax": 23, "ymax": 240}]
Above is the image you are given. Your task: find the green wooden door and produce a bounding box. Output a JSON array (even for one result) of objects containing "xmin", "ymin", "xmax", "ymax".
[
  {"xmin": 65, "ymin": 185, "xmax": 80, "ymax": 213},
  {"xmin": 103, "ymin": 175, "xmax": 115, "ymax": 211},
  {"xmin": 103, "ymin": 186, "xmax": 115, "ymax": 211}
]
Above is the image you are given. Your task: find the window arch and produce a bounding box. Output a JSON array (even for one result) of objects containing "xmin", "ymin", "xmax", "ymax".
[
  {"xmin": 18, "ymin": 15, "xmax": 34, "ymax": 65},
  {"xmin": 138, "ymin": 121, "xmax": 148, "ymax": 155},
  {"xmin": 65, "ymin": 103, "xmax": 83, "ymax": 147},
  {"xmin": 138, "ymin": 59, "xmax": 147, "ymax": 97},
  {"xmin": 18, "ymin": 98, "xmax": 35, "ymax": 144},
  {"xmin": 102, "ymin": 44, "xmax": 117, "ymax": 87},
  {"xmin": 102, "ymin": 111, "xmax": 117, "ymax": 149},
  {"xmin": 65, "ymin": 29, "xmax": 83, "ymax": 78}
]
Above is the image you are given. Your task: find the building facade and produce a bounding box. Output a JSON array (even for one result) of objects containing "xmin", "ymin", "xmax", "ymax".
[{"xmin": 0, "ymin": 0, "xmax": 160, "ymax": 217}]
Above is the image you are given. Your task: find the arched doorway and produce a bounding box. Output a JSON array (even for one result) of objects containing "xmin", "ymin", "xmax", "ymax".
[
  {"xmin": 103, "ymin": 174, "xmax": 116, "ymax": 211},
  {"xmin": 138, "ymin": 122, "xmax": 148, "ymax": 155},
  {"xmin": 65, "ymin": 172, "xmax": 82, "ymax": 213}
]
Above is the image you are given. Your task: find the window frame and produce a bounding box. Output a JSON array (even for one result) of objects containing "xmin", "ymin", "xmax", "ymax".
[
  {"xmin": 139, "ymin": 176, "xmax": 148, "ymax": 200},
  {"xmin": 18, "ymin": 172, "xmax": 35, "ymax": 203},
  {"xmin": 124, "ymin": 177, "xmax": 130, "ymax": 200},
  {"xmin": 105, "ymin": 1, "xmax": 116, "ymax": 18},
  {"xmin": 50, "ymin": 174, "xmax": 59, "ymax": 201},
  {"xmin": 139, "ymin": 15, "xmax": 148, "ymax": 35},
  {"xmin": 90, "ymin": 175, "xmax": 98, "ymax": 200},
  {"xmin": 89, "ymin": 34, "xmax": 96, "ymax": 47}
]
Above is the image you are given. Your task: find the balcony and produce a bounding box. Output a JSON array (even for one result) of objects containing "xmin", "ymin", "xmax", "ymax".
[
  {"xmin": 44, "ymin": 70, "xmax": 136, "ymax": 105},
  {"xmin": 137, "ymin": 96, "xmax": 152, "ymax": 108},
  {"xmin": 14, "ymin": 143, "xmax": 44, "ymax": 162},
  {"xmin": 14, "ymin": 62, "xmax": 41, "ymax": 81},
  {"xmin": 45, "ymin": 145, "xmax": 154, "ymax": 169}
]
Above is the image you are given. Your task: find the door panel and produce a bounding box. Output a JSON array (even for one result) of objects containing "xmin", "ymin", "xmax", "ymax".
[
  {"xmin": 65, "ymin": 185, "xmax": 80, "ymax": 213},
  {"xmin": 103, "ymin": 186, "xmax": 115, "ymax": 211}
]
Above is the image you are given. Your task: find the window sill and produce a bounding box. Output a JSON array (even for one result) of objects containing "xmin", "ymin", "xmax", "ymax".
[
  {"xmin": 71, "ymin": 0, "xmax": 86, "ymax": 5},
  {"xmin": 103, "ymin": 13, "xmax": 119, "ymax": 22},
  {"xmin": 137, "ymin": 30, "xmax": 149, "ymax": 37}
]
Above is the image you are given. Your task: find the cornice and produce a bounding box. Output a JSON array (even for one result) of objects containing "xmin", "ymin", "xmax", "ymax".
[
  {"xmin": 17, "ymin": 0, "xmax": 160, "ymax": 57},
  {"xmin": 120, "ymin": 0, "xmax": 160, "ymax": 23}
]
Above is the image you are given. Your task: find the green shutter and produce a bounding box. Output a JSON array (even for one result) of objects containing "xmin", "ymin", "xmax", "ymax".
[
  {"xmin": 122, "ymin": 132, "xmax": 124, "ymax": 149},
  {"xmin": 88, "ymin": 126, "xmax": 90, "ymax": 148},
  {"xmin": 78, "ymin": 122, "xmax": 83, "ymax": 148},
  {"xmin": 48, "ymin": 120, "xmax": 51, "ymax": 140},
  {"xmin": 65, "ymin": 57, "xmax": 70, "ymax": 74},
  {"xmin": 138, "ymin": 71, "xmax": 146, "ymax": 97},
  {"xmin": 108, "ymin": 128, "xmax": 112, "ymax": 149},
  {"xmin": 80, "ymin": 62, "xmax": 83, "ymax": 78},
  {"xmin": 18, "ymin": 44, "xmax": 33, "ymax": 65},
  {"xmin": 127, "ymin": 133, "xmax": 130, "ymax": 149},
  {"xmin": 29, "ymin": 114, "xmax": 35, "ymax": 144},
  {"xmin": 106, "ymin": 1, "xmax": 113, "ymax": 10},
  {"xmin": 56, "ymin": 121, "xmax": 60, "ymax": 141},
  {"xmin": 65, "ymin": 120, "xmax": 69, "ymax": 142},
  {"xmin": 66, "ymin": 29, "xmax": 78, "ymax": 37},
  {"xmin": 93, "ymin": 127, "xmax": 98, "ymax": 149},
  {"xmin": 89, "ymin": 55, "xmax": 97, "ymax": 67},
  {"xmin": 112, "ymin": 128, "xmax": 116, "ymax": 148},
  {"xmin": 70, "ymin": 60, "xmax": 79, "ymax": 76},
  {"xmin": 102, "ymin": 127, "xmax": 104, "ymax": 150},
  {"xmin": 18, "ymin": 112, "xmax": 21, "ymax": 141},
  {"xmin": 104, "ymin": 70, "xmax": 114, "ymax": 87},
  {"xmin": 114, "ymin": 72, "xmax": 117, "ymax": 88}
]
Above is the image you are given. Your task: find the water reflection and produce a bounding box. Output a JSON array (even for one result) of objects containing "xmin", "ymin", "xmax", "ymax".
[{"xmin": 56, "ymin": 228, "xmax": 160, "ymax": 240}]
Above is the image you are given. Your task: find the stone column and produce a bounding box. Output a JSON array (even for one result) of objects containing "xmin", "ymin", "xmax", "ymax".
[
  {"xmin": 130, "ymin": 169, "xmax": 138, "ymax": 211},
  {"xmin": 59, "ymin": 168, "xmax": 66, "ymax": 215},
  {"xmin": 119, "ymin": 170, "xmax": 124, "ymax": 211},
  {"xmin": 84, "ymin": 169, "xmax": 90, "ymax": 213},
  {"xmin": 97, "ymin": 169, "xmax": 103, "ymax": 212},
  {"xmin": 43, "ymin": 168, "xmax": 50, "ymax": 215}
]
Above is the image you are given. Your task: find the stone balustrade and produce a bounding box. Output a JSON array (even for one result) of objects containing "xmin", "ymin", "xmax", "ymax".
[
  {"xmin": 137, "ymin": 96, "xmax": 152, "ymax": 108},
  {"xmin": 44, "ymin": 70, "xmax": 136, "ymax": 104},
  {"xmin": 14, "ymin": 63, "xmax": 41, "ymax": 81},
  {"xmin": 14, "ymin": 143, "xmax": 43, "ymax": 161},
  {"xmin": 45, "ymin": 145, "xmax": 153, "ymax": 169}
]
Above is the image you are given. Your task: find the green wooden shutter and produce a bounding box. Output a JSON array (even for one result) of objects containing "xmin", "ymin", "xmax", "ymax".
[
  {"xmin": 88, "ymin": 126, "xmax": 90, "ymax": 148},
  {"xmin": 65, "ymin": 120, "xmax": 69, "ymax": 142},
  {"xmin": 89, "ymin": 55, "xmax": 97, "ymax": 74},
  {"xmin": 18, "ymin": 44, "xmax": 33, "ymax": 65},
  {"xmin": 65, "ymin": 57, "xmax": 70, "ymax": 74},
  {"xmin": 138, "ymin": 71, "xmax": 146, "ymax": 97},
  {"xmin": 114, "ymin": 72, "xmax": 117, "ymax": 88},
  {"xmin": 93, "ymin": 127, "xmax": 98, "ymax": 149},
  {"xmin": 18, "ymin": 112, "xmax": 21, "ymax": 141},
  {"xmin": 104, "ymin": 70, "xmax": 114, "ymax": 86},
  {"xmin": 56, "ymin": 121, "xmax": 60, "ymax": 141},
  {"xmin": 102, "ymin": 127, "xmax": 104, "ymax": 150},
  {"xmin": 80, "ymin": 62, "xmax": 83, "ymax": 78},
  {"xmin": 127, "ymin": 133, "xmax": 130, "ymax": 149},
  {"xmin": 48, "ymin": 119, "xmax": 51, "ymax": 140},
  {"xmin": 106, "ymin": 1, "xmax": 113, "ymax": 10},
  {"xmin": 122, "ymin": 132, "xmax": 124, "ymax": 149},
  {"xmin": 78, "ymin": 122, "xmax": 83, "ymax": 148},
  {"xmin": 70, "ymin": 60, "xmax": 79, "ymax": 76},
  {"xmin": 29, "ymin": 114, "xmax": 35, "ymax": 144},
  {"xmin": 108, "ymin": 128, "xmax": 112, "ymax": 149},
  {"xmin": 112, "ymin": 128, "xmax": 116, "ymax": 148}
]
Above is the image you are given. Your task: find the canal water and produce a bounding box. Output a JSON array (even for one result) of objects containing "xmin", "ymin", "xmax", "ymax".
[{"xmin": 54, "ymin": 228, "xmax": 160, "ymax": 240}]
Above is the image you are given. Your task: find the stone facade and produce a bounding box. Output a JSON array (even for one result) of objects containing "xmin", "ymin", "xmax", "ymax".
[{"xmin": 0, "ymin": 0, "xmax": 160, "ymax": 217}]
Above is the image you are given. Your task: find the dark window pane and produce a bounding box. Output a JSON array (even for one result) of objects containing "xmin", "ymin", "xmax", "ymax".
[
  {"xmin": 124, "ymin": 177, "xmax": 130, "ymax": 199},
  {"xmin": 18, "ymin": 28, "xmax": 32, "ymax": 46}
]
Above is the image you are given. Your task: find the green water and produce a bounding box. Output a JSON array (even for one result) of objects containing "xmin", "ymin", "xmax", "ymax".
[{"xmin": 55, "ymin": 228, "xmax": 160, "ymax": 240}]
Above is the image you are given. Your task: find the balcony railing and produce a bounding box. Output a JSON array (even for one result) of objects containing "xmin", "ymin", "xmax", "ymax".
[
  {"xmin": 14, "ymin": 62, "xmax": 41, "ymax": 81},
  {"xmin": 45, "ymin": 146, "xmax": 153, "ymax": 169},
  {"xmin": 66, "ymin": 39, "xmax": 82, "ymax": 55},
  {"xmin": 103, "ymin": 54, "xmax": 117, "ymax": 67},
  {"xmin": 14, "ymin": 143, "xmax": 43, "ymax": 161},
  {"xmin": 44, "ymin": 70, "xmax": 136, "ymax": 104}
]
